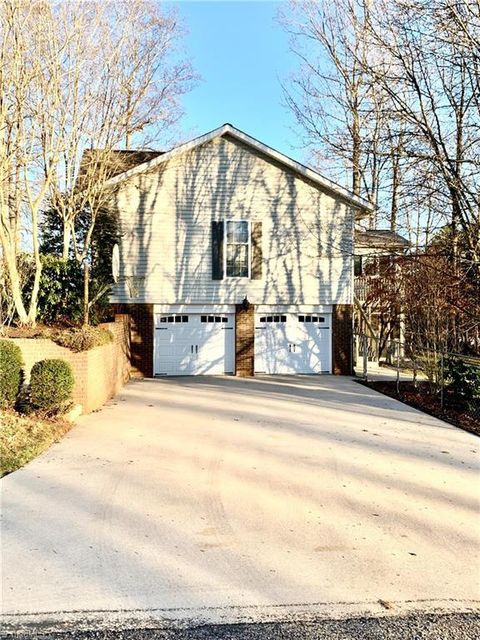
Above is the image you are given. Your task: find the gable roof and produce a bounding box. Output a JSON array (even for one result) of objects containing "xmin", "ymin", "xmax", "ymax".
[
  {"xmin": 77, "ymin": 149, "xmax": 164, "ymax": 183},
  {"xmin": 355, "ymin": 229, "xmax": 410, "ymax": 249},
  {"xmin": 104, "ymin": 123, "xmax": 375, "ymax": 213}
]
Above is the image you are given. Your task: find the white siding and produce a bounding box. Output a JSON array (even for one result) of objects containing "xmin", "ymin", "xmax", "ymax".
[{"xmin": 111, "ymin": 135, "xmax": 354, "ymax": 305}]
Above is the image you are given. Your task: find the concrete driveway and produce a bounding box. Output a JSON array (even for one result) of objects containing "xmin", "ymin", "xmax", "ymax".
[{"xmin": 2, "ymin": 376, "xmax": 479, "ymax": 633}]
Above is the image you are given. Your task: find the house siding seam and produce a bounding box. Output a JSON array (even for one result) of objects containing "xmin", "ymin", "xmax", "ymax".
[
  {"xmin": 235, "ymin": 304, "xmax": 255, "ymax": 377},
  {"xmin": 332, "ymin": 304, "xmax": 354, "ymax": 375}
]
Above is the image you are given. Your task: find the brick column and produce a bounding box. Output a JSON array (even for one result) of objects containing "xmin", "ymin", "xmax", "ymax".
[
  {"xmin": 235, "ymin": 304, "xmax": 255, "ymax": 377},
  {"xmin": 332, "ymin": 304, "xmax": 353, "ymax": 375},
  {"xmin": 113, "ymin": 303, "xmax": 154, "ymax": 377}
]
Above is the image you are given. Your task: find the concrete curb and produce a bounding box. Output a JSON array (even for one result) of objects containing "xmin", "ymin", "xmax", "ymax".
[{"xmin": 2, "ymin": 599, "xmax": 479, "ymax": 636}]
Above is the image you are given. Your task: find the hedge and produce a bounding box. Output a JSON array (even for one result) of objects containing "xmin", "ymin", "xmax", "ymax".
[
  {"xmin": 51, "ymin": 326, "xmax": 113, "ymax": 352},
  {"xmin": 29, "ymin": 359, "xmax": 74, "ymax": 412},
  {"xmin": 0, "ymin": 340, "xmax": 23, "ymax": 409},
  {"xmin": 443, "ymin": 355, "xmax": 480, "ymax": 404}
]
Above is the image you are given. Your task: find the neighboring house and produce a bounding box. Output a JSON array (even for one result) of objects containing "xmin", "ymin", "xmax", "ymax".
[
  {"xmin": 353, "ymin": 229, "xmax": 410, "ymax": 358},
  {"xmin": 354, "ymin": 229, "xmax": 410, "ymax": 278},
  {"xmin": 105, "ymin": 124, "xmax": 374, "ymax": 377}
]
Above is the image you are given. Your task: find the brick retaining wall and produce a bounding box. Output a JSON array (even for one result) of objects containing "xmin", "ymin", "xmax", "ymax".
[{"xmin": 6, "ymin": 315, "xmax": 131, "ymax": 414}]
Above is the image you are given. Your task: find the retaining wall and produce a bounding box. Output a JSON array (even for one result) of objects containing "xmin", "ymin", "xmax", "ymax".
[{"xmin": 6, "ymin": 315, "xmax": 131, "ymax": 414}]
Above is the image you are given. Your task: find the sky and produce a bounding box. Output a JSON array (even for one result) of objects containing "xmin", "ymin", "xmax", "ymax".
[{"xmin": 169, "ymin": 1, "xmax": 300, "ymax": 158}]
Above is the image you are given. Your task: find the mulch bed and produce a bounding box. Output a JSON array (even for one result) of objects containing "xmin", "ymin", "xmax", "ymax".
[
  {"xmin": 1, "ymin": 324, "xmax": 50, "ymax": 338},
  {"xmin": 0, "ymin": 322, "xmax": 77, "ymax": 339},
  {"xmin": 360, "ymin": 380, "xmax": 480, "ymax": 437}
]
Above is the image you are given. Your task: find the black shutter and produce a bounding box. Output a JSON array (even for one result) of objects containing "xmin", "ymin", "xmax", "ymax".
[
  {"xmin": 251, "ymin": 221, "xmax": 262, "ymax": 280},
  {"xmin": 211, "ymin": 220, "xmax": 224, "ymax": 280}
]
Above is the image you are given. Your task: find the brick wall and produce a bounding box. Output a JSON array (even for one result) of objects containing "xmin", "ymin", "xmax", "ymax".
[
  {"xmin": 235, "ymin": 304, "xmax": 254, "ymax": 377},
  {"xmin": 332, "ymin": 304, "xmax": 353, "ymax": 375},
  {"xmin": 112, "ymin": 303, "xmax": 154, "ymax": 377},
  {"xmin": 6, "ymin": 316, "xmax": 131, "ymax": 413}
]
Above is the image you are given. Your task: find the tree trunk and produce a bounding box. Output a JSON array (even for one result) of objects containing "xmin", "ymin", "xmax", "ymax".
[
  {"xmin": 83, "ymin": 262, "xmax": 89, "ymax": 325},
  {"xmin": 62, "ymin": 221, "xmax": 72, "ymax": 260},
  {"xmin": 351, "ymin": 106, "xmax": 361, "ymax": 197},
  {"xmin": 26, "ymin": 260, "xmax": 42, "ymax": 325},
  {"xmin": 390, "ymin": 153, "xmax": 400, "ymax": 232},
  {"xmin": 1, "ymin": 244, "xmax": 29, "ymax": 324}
]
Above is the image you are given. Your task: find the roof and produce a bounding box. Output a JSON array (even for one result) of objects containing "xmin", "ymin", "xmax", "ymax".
[
  {"xmin": 103, "ymin": 123, "xmax": 375, "ymax": 213},
  {"xmin": 355, "ymin": 229, "xmax": 410, "ymax": 249},
  {"xmin": 78, "ymin": 149, "xmax": 164, "ymax": 182}
]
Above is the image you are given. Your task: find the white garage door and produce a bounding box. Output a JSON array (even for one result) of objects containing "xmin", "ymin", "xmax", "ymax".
[
  {"xmin": 255, "ymin": 312, "xmax": 331, "ymax": 374},
  {"xmin": 154, "ymin": 313, "xmax": 234, "ymax": 376}
]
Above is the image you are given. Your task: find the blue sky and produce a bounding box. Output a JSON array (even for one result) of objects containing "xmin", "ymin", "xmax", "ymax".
[{"xmin": 170, "ymin": 1, "xmax": 300, "ymax": 157}]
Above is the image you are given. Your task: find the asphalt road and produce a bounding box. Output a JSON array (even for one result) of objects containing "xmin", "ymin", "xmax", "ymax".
[{"xmin": 4, "ymin": 613, "xmax": 480, "ymax": 640}]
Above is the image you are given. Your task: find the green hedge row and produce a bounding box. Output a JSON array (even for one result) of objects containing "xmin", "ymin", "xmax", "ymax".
[
  {"xmin": 0, "ymin": 340, "xmax": 23, "ymax": 409},
  {"xmin": 30, "ymin": 359, "xmax": 74, "ymax": 411},
  {"xmin": 0, "ymin": 340, "xmax": 74, "ymax": 413}
]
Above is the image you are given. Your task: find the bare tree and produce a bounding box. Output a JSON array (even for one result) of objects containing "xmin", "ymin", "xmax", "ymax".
[
  {"xmin": 281, "ymin": 0, "xmax": 480, "ymax": 255},
  {"xmin": 0, "ymin": 0, "xmax": 71, "ymax": 324},
  {"xmin": 281, "ymin": 0, "xmax": 373, "ymax": 196},
  {"xmin": 0, "ymin": 0, "xmax": 194, "ymax": 326},
  {"xmin": 281, "ymin": 0, "xmax": 480, "ymax": 356},
  {"xmin": 280, "ymin": 0, "xmax": 409, "ymax": 234},
  {"xmin": 361, "ymin": 0, "xmax": 480, "ymax": 268}
]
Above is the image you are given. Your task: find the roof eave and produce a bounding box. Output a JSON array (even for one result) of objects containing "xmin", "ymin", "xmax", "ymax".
[{"xmin": 104, "ymin": 123, "xmax": 375, "ymax": 214}]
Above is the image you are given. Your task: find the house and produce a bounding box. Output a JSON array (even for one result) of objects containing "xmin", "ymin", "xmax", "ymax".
[
  {"xmin": 353, "ymin": 229, "xmax": 410, "ymax": 361},
  {"xmin": 354, "ymin": 230, "xmax": 410, "ymax": 277},
  {"xmin": 106, "ymin": 124, "xmax": 374, "ymax": 377}
]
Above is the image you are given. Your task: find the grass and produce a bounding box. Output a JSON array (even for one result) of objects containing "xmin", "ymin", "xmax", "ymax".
[{"xmin": 0, "ymin": 409, "xmax": 71, "ymax": 477}]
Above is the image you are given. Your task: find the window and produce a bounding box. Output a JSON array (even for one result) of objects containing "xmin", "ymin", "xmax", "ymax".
[
  {"xmin": 159, "ymin": 315, "xmax": 188, "ymax": 323},
  {"xmin": 225, "ymin": 220, "xmax": 249, "ymax": 277},
  {"xmin": 298, "ymin": 315, "xmax": 325, "ymax": 323},
  {"xmin": 259, "ymin": 315, "xmax": 287, "ymax": 323},
  {"xmin": 201, "ymin": 315, "xmax": 228, "ymax": 323},
  {"xmin": 354, "ymin": 255, "xmax": 363, "ymax": 276}
]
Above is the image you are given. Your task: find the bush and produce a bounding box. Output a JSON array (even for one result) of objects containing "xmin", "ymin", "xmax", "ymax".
[
  {"xmin": 443, "ymin": 355, "xmax": 480, "ymax": 404},
  {"xmin": 0, "ymin": 340, "xmax": 23, "ymax": 408},
  {"xmin": 29, "ymin": 359, "xmax": 74, "ymax": 412},
  {"xmin": 25, "ymin": 255, "xmax": 84, "ymax": 325},
  {"xmin": 50, "ymin": 326, "xmax": 113, "ymax": 352}
]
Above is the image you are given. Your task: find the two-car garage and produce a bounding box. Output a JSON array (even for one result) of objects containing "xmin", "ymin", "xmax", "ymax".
[{"xmin": 153, "ymin": 305, "xmax": 332, "ymax": 376}]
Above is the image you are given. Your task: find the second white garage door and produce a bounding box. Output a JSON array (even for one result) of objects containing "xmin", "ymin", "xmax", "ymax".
[
  {"xmin": 154, "ymin": 313, "xmax": 234, "ymax": 376},
  {"xmin": 255, "ymin": 312, "xmax": 331, "ymax": 374}
]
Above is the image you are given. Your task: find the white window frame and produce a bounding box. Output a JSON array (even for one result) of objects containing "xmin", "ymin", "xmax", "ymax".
[{"xmin": 224, "ymin": 219, "xmax": 251, "ymax": 279}]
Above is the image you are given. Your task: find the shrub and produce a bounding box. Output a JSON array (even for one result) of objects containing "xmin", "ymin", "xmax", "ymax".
[
  {"xmin": 25, "ymin": 255, "xmax": 84, "ymax": 325},
  {"xmin": 0, "ymin": 340, "xmax": 23, "ymax": 408},
  {"xmin": 50, "ymin": 325, "xmax": 113, "ymax": 352},
  {"xmin": 443, "ymin": 355, "xmax": 480, "ymax": 405},
  {"xmin": 29, "ymin": 359, "xmax": 74, "ymax": 412}
]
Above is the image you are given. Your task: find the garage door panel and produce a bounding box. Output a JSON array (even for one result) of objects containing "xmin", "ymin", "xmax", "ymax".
[
  {"xmin": 295, "ymin": 325, "xmax": 331, "ymax": 373},
  {"xmin": 155, "ymin": 340, "xmax": 193, "ymax": 376},
  {"xmin": 255, "ymin": 312, "xmax": 331, "ymax": 374},
  {"xmin": 154, "ymin": 312, "xmax": 234, "ymax": 376},
  {"xmin": 255, "ymin": 319, "xmax": 291, "ymax": 374}
]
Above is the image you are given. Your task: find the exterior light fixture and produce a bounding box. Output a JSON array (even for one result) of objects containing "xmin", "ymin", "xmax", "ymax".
[{"xmin": 241, "ymin": 296, "xmax": 250, "ymax": 311}]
